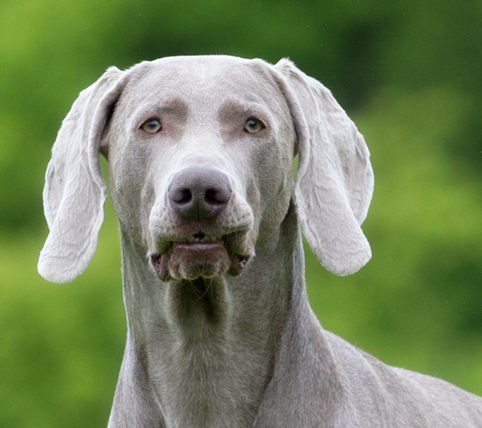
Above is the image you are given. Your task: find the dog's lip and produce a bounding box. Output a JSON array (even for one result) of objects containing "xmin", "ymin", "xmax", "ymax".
[
  {"xmin": 154, "ymin": 229, "xmax": 246, "ymax": 254},
  {"xmin": 173, "ymin": 241, "xmax": 224, "ymax": 250},
  {"xmin": 150, "ymin": 231, "xmax": 251, "ymax": 281},
  {"xmin": 180, "ymin": 232, "xmax": 224, "ymax": 245},
  {"xmin": 152, "ymin": 232, "xmax": 230, "ymax": 259},
  {"xmin": 163, "ymin": 232, "xmax": 226, "ymax": 252}
]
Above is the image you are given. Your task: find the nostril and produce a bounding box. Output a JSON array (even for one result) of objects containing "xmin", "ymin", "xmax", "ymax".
[
  {"xmin": 179, "ymin": 189, "xmax": 192, "ymax": 204},
  {"xmin": 205, "ymin": 188, "xmax": 227, "ymax": 205},
  {"xmin": 172, "ymin": 188, "xmax": 192, "ymax": 204}
]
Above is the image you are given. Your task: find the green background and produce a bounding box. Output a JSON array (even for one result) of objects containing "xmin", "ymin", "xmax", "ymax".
[{"xmin": 1, "ymin": 0, "xmax": 482, "ymax": 426}]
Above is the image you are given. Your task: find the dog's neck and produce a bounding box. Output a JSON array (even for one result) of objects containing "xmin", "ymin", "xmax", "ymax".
[{"xmin": 111, "ymin": 203, "xmax": 310, "ymax": 428}]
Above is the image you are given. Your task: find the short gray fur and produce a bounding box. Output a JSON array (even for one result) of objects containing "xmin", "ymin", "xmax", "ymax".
[{"xmin": 38, "ymin": 56, "xmax": 482, "ymax": 427}]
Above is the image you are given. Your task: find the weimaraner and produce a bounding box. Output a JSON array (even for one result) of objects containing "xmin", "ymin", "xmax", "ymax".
[{"xmin": 38, "ymin": 55, "xmax": 482, "ymax": 427}]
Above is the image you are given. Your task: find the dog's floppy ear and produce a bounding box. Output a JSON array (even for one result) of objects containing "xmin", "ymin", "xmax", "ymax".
[
  {"xmin": 38, "ymin": 67, "xmax": 130, "ymax": 283},
  {"xmin": 273, "ymin": 59, "xmax": 374, "ymax": 276}
]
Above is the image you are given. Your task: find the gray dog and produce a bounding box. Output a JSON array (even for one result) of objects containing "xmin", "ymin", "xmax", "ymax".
[{"xmin": 38, "ymin": 56, "xmax": 482, "ymax": 427}]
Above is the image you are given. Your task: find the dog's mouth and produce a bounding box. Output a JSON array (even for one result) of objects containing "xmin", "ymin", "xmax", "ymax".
[{"xmin": 150, "ymin": 231, "xmax": 251, "ymax": 281}]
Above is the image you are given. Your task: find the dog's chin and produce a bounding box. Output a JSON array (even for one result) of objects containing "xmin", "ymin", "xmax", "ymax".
[
  {"xmin": 168, "ymin": 241, "xmax": 231, "ymax": 280},
  {"xmin": 151, "ymin": 239, "xmax": 251, "ymax": 282}
]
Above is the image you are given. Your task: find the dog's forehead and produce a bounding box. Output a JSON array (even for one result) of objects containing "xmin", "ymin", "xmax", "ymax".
[{"xmin": 126, "ymin": 56, "xmax": 280, "ymax": 105}]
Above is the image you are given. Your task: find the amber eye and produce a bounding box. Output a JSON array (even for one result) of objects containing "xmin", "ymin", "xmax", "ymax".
[
  {"xmin": 244, "ymin": 118, "xmax": 264, "ymax": 134},
  {"xmin": 141, "ymin": 119, "xmax": 162, "ymax": 134}
]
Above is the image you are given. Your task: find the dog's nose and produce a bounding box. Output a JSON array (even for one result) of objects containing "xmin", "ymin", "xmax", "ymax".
[{"xmin": 168, "ymin": 168, "xmax": 232, "ymax": 220}]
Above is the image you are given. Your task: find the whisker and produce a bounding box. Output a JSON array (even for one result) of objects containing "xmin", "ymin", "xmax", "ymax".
[
  {"xmin": 188, "ymin": 279, "xmax": 203, "ymax": 299},
  {"xmin": 197, "ymin": 278, "xmax": 213, "ymax": 301}
]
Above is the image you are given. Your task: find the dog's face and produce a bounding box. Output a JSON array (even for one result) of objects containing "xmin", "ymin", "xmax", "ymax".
[
  {"xmin": 38, "ymin": 56, "xmax": 372, "ymax": 285},
  {"xmin": 104, "ymin": 57, "xmax": 296, "ymax": 281}
]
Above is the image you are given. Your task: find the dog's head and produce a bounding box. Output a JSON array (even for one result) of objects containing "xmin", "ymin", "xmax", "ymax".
[{"xmin": 38, "ymin": 56, "xmax": 373, "ymax": 284}]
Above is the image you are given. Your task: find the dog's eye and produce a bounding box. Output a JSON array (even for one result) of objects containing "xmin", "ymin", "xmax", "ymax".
[
  {"xmin": 244, "ymin": 118, "xmax": 264, "ymax": 134},
  {"xmin": 141, "ymin": 119, "xmax": 162, "ymax": 134}
]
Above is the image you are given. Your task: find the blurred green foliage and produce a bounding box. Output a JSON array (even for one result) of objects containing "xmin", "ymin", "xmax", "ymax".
[{"xmin": 1, "ymin": 0, "xmax": 482, "ymax": 426}]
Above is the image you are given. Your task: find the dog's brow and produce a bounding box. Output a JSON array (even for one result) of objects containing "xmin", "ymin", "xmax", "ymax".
[
  {"xmin": 152, "ymin": 97, "xmax": 188, "ymax": 117},
  {"xmin": 218, "ymin": 99, "xmax": 271, "ymax": 122},
  {"xmin": 131, "ymin": 98, "xmax": 189, "ymax": 126}
]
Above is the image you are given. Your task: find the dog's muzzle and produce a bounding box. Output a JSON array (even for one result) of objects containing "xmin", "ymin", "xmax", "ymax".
[{"xmin": 151, "ymin": 167, "xmax": 251, "ymax": 281}]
